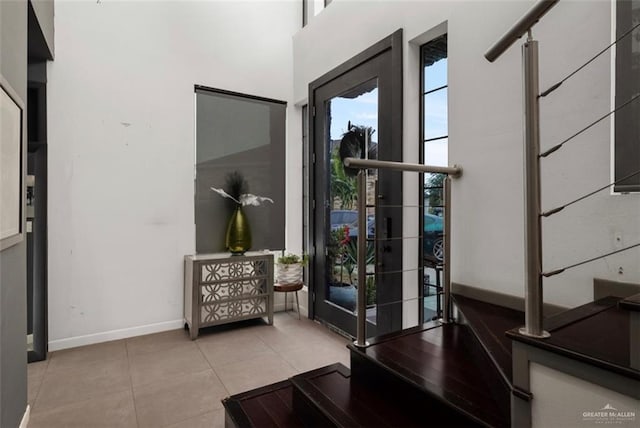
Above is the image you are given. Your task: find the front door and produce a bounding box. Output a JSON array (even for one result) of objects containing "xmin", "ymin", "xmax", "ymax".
[{"xmin": 309, "ymin": 31, "xmax": 403, "ymax": 338}]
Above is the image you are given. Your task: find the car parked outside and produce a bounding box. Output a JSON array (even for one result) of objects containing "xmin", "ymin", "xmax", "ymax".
[
  {"xmin": 424, "ymin": 213, "xmax": 444, "ymax": 263},
  {"xmin": 330, "ymin": 210, "xmax": 358, "ymax": 231},
  {"xmin": 347, "ymin": 216, "xmax": 375, "ymax": 240},
  {"xmin": 344, "ymin": 212, "xmax": 443, "ymax": 263}
]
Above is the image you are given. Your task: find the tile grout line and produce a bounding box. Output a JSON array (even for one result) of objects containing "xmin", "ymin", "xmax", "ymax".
[
  {"xmin": 194, "ymin": 336, "xmax": 232, "ymax": 399},
  {"xmin": 27, "ymin": 344, "xmax": 134, "ymax": 421},
  {"xmin": 152, "ymin": 368, "xmax": 222, "ymax": 428},
  {"xmin": 124, "ymin": 340, "xmax": 142, "ymax": 428},
  {"xmin": 248, "ymin": 317, "xmax": 304, "ymax": 374},
  {"xmin": 149, "ymin": 338, "xmax": 232, "ymax": 428},
  {"xmin": 28, "ymin": 358, "xmax": 50, "ymax": 415},
  {"xmin": 254, "ymin": 317, "xmax": 308, "ymax": 375},
  {"xmin": 253, "ymin": 322, "xmax": 285, "ymax": 356},
  {"xmin": 191, "ymin": 335, "xmax": 236, "ymax": 427},
  {"xmin": 127, "ymin": 333, "xmax": 220, "ymax": 427},
  {"xmin": 199, "ymin": 322, "xmax": 300, "ymax": 393}
]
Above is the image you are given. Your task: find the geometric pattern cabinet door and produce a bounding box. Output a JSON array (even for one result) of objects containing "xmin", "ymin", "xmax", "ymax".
[{"xmin": 184, "ymin": 252, "xmax": 274, "ymax": 339}]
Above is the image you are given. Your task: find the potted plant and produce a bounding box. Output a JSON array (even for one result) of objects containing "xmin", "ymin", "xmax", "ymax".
[{"xmin": 276, "ymin": 253, "xmax": 308, "ymax": 285}]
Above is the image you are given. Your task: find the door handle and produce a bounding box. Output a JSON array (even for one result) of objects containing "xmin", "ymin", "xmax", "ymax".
[
  {"xmin": 382, "ymin": 217, "xmax": 392, "ymax": 252},
  {"xmin": 384, "ymin": 217, "xmax": 391, "ymax": 239}
]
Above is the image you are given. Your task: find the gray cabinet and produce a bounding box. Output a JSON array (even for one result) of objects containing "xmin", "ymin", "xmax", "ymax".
[{"xmin": 184, "ymin": 252, "xmax": 274, "ymax": 339}]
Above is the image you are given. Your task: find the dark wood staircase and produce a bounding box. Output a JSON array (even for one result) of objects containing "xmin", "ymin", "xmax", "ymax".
[
  {"xmin": 346, "ymin": 322, "xmax": 509, "ymax": 427},
  {"xmin": 223, "ymin": 294, "xmax": 523, "ymax": 427},
  {"xmin": 223, "ymin": 293, "xmax": 639, "ymax": 427}
]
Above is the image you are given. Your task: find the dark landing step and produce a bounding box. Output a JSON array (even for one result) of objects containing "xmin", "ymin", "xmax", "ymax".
[
  {"xmin": 508, "ymin": 296, "xmax": 640, "ymax": 379},
  {"xmin": 224, "ymin": 361, "xmax": 485, "ymax": 428},
  {"xmin": 223, "ymin": 379, "xmax": 305, "ymax": 428},
  {"xmin": 451, "ymin": 294, "xmax": 523, "ymax": 384},
  {"xmin": 348, "ymin": 323, "xmax": 510, "ymax": 428},
  {"xmin": 619, "ymin": 292, "xmax": 640, "ymax": 312},
  {"xmin": 291, "ymin": 363, "xmax": 468, "ymax": 427},
  {"xmin": 450, "ymin": 294, "xmax": 524, "ymax": 413}
]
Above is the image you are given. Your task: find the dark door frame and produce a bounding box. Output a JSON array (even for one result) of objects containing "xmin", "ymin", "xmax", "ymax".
[
  {"xmin": 308, "ymin": 29, "xmax": 403, "ymax": 336},
  {"xmin": 26, "ymin": 0, "xmax": 54, "ymax": 363},
  {"xmin": 26, "ymin": 73, "xmax": 48, "ymax": 363}
]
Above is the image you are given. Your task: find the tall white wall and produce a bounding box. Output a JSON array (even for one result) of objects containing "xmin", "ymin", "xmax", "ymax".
[
  {"xmin": 48, "ymin": 0, "xmax": 300, "ymax": 349},
  {"xmin": 530, "ymin": 363, "xmax": 639, "ymax": 428},
  {"xmin": 47, "ymin": 0, "xmax": 640, "ymax": 348},
  {"xmin": 292, "ymin": 0, "xmax": 640, "ymax": 310}
]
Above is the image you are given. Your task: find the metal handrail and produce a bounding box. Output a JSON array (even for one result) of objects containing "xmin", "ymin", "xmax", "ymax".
[
  {"xmin": 343, "ymin": 157, "xmax": 462, "ymax": 348},
  {"xmin": 345, "ymin": 158, "xmax": 462, "ymax": 177},
  {"xmin": 485, "ymin": 0, "xmax": 560, "ymax": 339},
  {"xmin": 485, "ymin": 0, "xmax": 559, "ymax": 62}
]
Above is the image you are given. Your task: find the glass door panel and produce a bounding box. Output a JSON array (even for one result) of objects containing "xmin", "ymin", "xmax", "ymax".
[{"xmin": 325, "ymin": 81, "xmax": 378, "ymax": 319}]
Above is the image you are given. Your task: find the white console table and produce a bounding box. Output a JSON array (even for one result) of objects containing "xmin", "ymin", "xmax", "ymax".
[{"xmin": 184, "ymin": 252, "xmax": 274, "ymax": 339}]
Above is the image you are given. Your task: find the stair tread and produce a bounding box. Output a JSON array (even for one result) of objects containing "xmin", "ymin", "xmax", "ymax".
[
  {"xmin": 292, "ymin": 363, "xmax": 430, "ymax": 427},
  {"xmin": 353, "ymin": 324, "xmax": 509, "ymax": 427},
  {"xmin": 509, "ymin": 297, "xmax": 639, "ymax": 379},
  {"xmin": 619, "ymin": 292, "xmax": 640, "ymax": 312},
  {"xmin": 223, "ymin": 379, "xmax": 305, "ymax": 428},
  {"xmin": 544, "ymin": 295, "xmax": 619, "ymax": 331},
  {"xmin": 452, "ymin": 294, "xmax": 523, "ymax": 382}
]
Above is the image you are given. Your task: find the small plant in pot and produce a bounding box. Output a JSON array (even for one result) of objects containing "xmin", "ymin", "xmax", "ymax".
[{"xmin": 276, "ymin": 253, "xmax": 309, "ymax": 285}]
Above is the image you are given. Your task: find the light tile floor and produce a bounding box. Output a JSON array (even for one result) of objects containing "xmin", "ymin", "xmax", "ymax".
[{"xmin": 28, "ymin": 313, "xmax": 351, "ymax": 428}]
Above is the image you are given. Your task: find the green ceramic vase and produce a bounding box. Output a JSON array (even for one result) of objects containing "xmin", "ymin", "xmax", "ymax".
[{"xmin": 225, "ymin": 205, "xmax": 251, "ymax": 255}]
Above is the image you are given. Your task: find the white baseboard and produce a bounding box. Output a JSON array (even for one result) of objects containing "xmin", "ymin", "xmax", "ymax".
[
  {"xmin": 50, "ymin": 293, "xmax": 312, "ymax": 352},
  {"xmin": 19, "ymin": 405, "xmax": 30, "ymax": 428},
  {"xmin": 48, "ymin": 319, "xmax": 184, "ymax": 352}
]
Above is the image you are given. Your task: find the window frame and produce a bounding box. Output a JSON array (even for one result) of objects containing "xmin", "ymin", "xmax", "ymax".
[
  {"xmin": 420, "ymin": 34, "xmax": 448, "ymax": 219},
  {"xmin": 419, "ymin": 33, "xmax": 448, "ymax": 323},
  {"xmin": 193, "ymin": 85, "xmax": 287, "ymax": 253},
  {"xmin": 613, "ymin": 0, "xmax": 640, "ymax": 193}
]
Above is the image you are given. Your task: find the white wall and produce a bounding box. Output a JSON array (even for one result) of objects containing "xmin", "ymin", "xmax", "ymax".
[
  {"xmin": 48, "ymin": 0, "xmax": 300, "ymax": 349},
  {"xmin": 530, "ymin": 363, "xmax": 639, "ymax": 428},
  {"xmin": 47, "ymin": 0, "xmax": 640, "ymax": 348},
  {"xmin": 292, "ymin": 0, "xmax": 640, "ymax": 311}
]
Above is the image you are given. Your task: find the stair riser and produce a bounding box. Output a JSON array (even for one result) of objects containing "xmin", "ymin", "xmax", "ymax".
[
  {"xmin": 292, "ymin": 384, "xmax": 339, "ymax": 427},
  {"xmin": 462, "ymin": 327, "xmax": 512, "ymax": 421},
  {"xmin": 350, "ymin": 350, "xmax": 482, "ymax": 427},
  {"xmin": 225, "ymin": 411, "xmax": 240, "ymax": 428}
]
